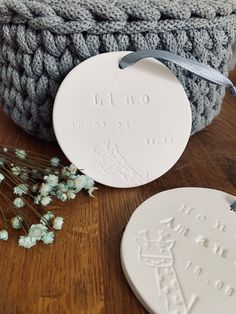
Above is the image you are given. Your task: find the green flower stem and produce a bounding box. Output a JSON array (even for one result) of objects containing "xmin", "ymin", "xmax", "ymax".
[
  {"xmin": 26, "ymin": 177, "xmax": 41, "ymax": 187},
  {"xmin": 11, "ymin": 205, "xmax": 29, "ymax": 231},
  {"xmin": 3, "ymin": 181, "xmax": 30, "ymax": 226},
  {"xmin": 3, "ymin": 181, "xmax": 52, "ymax": 233},
  {"xmin": 0, "ymin": 145, "xmax": 52, "ymax": 161},
  {"xmin": 22, "ymin": 198, "xmax": 54, "ymax": 231},
  {"xmin": 0, "ymin": 149, "xmax": 54, "ymax": 172},
  {"xmin": 0, "ymin": 167, "xmax": 23, "ymax": 185},
  {"xmin": 0, "ymin": 145, "xmax": 59, "ymax": 162},
  {"xmin": 0, "ymin": 189, "xmax": 28, "ymax": 234},
  {"xmin": 0, "ymin": 167, "xmax": 35, "ymax": 199},
  {"xmin": 0, "ymin": 151, "xmax": 51, "ymax": 173},
  {"xmin": 0, "ymin": 146, "xmax": 63, "ymax": 169},
  {"xmin": 0, "ymin": 205, "xmax": 8, "ymax": 224},
  {"xmin": 1, "ymin": 166, "xmax": 40, "ymax": 196}
]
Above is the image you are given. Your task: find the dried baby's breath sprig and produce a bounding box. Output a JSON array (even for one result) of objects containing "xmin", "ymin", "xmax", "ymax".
[
  {"xmin": 0, "ymin": 145, "xmax": 97, "ymax": 248},
  {"xmin": 52, "ymin": 217, "xmax": 64, "ymax": 230},
  {"xmin": 11, "ymin": 215, "xmax": 23, "ymax": 229},
  {"xmin": 0, "ymin": 229, "xmax": 8, "ymax": 241}
]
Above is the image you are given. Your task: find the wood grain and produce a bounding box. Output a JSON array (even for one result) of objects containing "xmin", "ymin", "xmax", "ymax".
[{"xmin": 0, "ymin": 69, "xmax": 235, "ymax": 314}]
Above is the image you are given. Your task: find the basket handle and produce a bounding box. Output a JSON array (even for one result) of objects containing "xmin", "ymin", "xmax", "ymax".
[{"xmin": 119, "ymin": 50, "xmax": 236, "ymax": 97}]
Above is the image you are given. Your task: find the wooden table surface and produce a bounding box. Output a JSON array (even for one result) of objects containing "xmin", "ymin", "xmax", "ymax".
[{"xmin": 0, "ymin": 69, "xmax": 235, "ymax": 314}]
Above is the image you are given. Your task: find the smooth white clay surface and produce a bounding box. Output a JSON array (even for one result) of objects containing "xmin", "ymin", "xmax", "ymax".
[
  {"xmin": 53, "ymin": 52, "xmax": 192, "ymax": 188},
  {"xmin": 121, "ymin": 187, "xmax": 236, "ymax": 314}
]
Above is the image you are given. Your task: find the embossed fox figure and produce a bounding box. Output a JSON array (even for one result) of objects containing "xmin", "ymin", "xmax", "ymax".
[
  {"xmin": 91, "ymin": 142, "xmax": 148, "ymax": 185},
  {"xmin": 136, "ymin": 230, "xmax": 198, "ymax": 314}
]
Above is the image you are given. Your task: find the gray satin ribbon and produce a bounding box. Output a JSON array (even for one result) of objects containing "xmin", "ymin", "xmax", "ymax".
[
  {"xmin": 230, "ymin": 200, "xmax": 236, "ymax": 212},
  {"xmin": 119, "ymin": 50, "xmax": 236, "ymax": 96}
]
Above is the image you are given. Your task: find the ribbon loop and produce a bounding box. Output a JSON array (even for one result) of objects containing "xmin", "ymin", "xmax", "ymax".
[
  {"xmin": 230, "ymin": 200, "xmax": 236, "ymax": 212},
  {"xmin": 119, "ymin": 50, "xmax": 236, "ymax": 96}
]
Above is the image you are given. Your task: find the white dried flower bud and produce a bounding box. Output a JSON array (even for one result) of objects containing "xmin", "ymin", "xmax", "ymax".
[
  {"xmin": 52, "ymin": 217, "xmax": 64, "ymax": 230},
  {"xmin": 11, "ymin": 216, "xmax": 23, "ymax": 229},
  {"xmin": 0, "ymin": 229, "xmax": 8, "ymax": 241}
]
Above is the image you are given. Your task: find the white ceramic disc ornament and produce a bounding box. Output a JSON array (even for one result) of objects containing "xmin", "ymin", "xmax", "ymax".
[
  {"xmin": 121, "ymin": 187, "xmax": 236, "ymax": 314},
  {"xmin": 53, "ymin": 52, "xmax": 192, "ymax": 188}
]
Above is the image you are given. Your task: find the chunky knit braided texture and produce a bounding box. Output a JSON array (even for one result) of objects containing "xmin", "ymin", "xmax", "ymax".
[
  {"xmin": 229, "ymin": 41, "xmax": 236, "ymax": 70},
  {"xmin": 0, "ymin": 0, "xmax": 236, "ymax": 141}
]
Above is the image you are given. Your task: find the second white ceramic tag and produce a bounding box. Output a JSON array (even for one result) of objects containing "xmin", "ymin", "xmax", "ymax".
[
  {"xmin": 53, "ymin": 52, "xmax": 192, "ymax": 188},
  {"xmin": 121, "ymin": 188, "xmax": 236, "ymax": 314}
]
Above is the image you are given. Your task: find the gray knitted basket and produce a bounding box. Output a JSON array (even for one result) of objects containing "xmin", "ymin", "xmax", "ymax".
[
  {"xmin": 229, "ymin": 41, "xmax": 236, "ymax": 70},
  {"xmin": 0, "ymin": 0, "xmax": 236, "ymax": 141}
]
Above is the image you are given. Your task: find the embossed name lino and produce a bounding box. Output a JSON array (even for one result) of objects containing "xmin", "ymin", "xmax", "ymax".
[
  {"xmin": 70, "ymin": 93, "xmax": 174, "ymax": 144},
  {"xmin": 92, "ymin": 93, "xmax": 150, "ymax": 106}
]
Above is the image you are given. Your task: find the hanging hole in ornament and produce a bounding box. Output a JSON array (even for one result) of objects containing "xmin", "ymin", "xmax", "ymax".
[{"xmin": 230, "ymin": 200, "xmax": 236, "ymax": 212}]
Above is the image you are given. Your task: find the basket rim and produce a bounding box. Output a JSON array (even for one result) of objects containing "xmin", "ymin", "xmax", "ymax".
[{"xmin": 0, "ymin": 0, "xmax": 235, "ymax": 35}]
